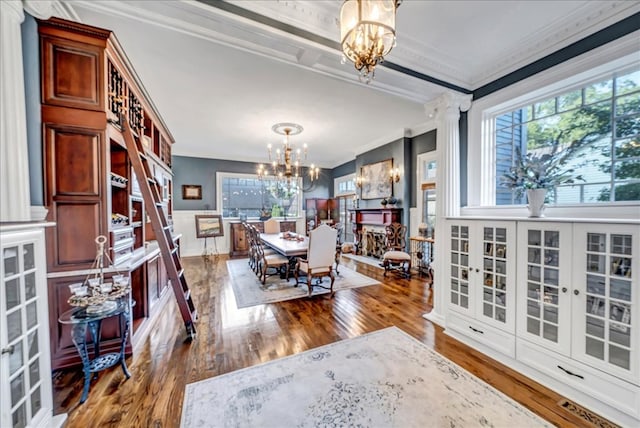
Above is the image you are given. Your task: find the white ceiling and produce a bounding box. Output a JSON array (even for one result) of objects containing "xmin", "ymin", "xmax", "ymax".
[{"xmin": 65, "ymin": 0, "xmax": 640, "ymax": 168}]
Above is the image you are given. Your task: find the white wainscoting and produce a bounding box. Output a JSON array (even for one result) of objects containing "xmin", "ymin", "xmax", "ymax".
[{"xmin": 172, "ymin": 210, "xmax": 307, "ymax": 258}]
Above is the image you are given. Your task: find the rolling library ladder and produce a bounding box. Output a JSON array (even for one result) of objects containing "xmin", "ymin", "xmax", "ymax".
[{"xmin": 122, "ymin": 118, "xmax": 198, "ymax": 340}]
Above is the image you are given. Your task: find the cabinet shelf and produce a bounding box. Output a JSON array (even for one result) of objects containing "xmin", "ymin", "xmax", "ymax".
[{"xmin": 111, "ymin": 180, "xmax": 127, "ymax": 189}]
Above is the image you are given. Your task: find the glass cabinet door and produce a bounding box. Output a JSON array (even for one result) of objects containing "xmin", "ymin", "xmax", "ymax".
[
  {"xmin": 573, "ymin": 224, "xmax": 638, "ymax": 382},
  {"xmin": 1, "ymin": 229, "xmax": 52, "ymax": 428},
  {"xmin": 517, "ymin": 223, "xmax": 572, "ymax": 355},
  {"xmin": 449, "ymin": 223, "xmax": 472, "ymax": 316}
]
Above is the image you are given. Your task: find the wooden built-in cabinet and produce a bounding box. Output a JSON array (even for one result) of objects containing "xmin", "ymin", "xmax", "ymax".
[
  {"xmin": 305, "ymin": 198, "xmax": 339, "ymax": 234},
  {"xmin": 229, "ymin": 221, "xmax": 297, "ymax": 257},
  {"xmin": 39, "ymin": 17, "xmax": 177, "ymax": 369}
]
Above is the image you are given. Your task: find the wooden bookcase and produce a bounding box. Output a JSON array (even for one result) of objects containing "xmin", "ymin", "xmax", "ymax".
[{"xmin": 39, "ymin": 17, "xmax": 176, "ymax": 369}]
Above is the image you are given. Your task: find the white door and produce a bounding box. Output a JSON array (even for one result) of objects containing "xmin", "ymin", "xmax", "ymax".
[
  {"xmin": 516, "ymin": 222, "xmax": 572, "ymax": 355},
  {"xmin": 572, "ymin": 223, "xmax": 639, "ymax": 384},
  {"xmin": 1, "ymin": 228, "xmax": 55, "ymax": 428},
  {"xmin": 447, "ymin": 221, "xmax": 474, "ymax": 318}
]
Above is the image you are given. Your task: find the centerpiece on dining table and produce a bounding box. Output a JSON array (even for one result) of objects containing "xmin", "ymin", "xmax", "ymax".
[{"xmin": 280, "ymin": 231, "xmax": 305, "ymax": 242}]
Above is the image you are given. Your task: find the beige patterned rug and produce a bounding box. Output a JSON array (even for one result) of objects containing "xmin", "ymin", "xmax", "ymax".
[
  {"xmin": 226, "ymin": 259, "xmax": 380, "ymax": 308},
  {"xmin": 181, "ymin": 327, "xmax": 551, "ymax": 427}
]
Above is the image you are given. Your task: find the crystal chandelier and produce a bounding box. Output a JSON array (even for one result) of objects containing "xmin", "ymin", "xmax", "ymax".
[
  {"xmin": 257, "ymin": 123, "xmax": 319, "ymax": 185},
  {"xmin": 340, "ymin": 0, "xmax": 401, "ymax": 83}
]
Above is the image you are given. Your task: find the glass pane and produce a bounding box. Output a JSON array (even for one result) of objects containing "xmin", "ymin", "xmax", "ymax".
[
  {"xmin": 610, "ymin": 302, "xmax": 631, "ymax": 324},
  {"xmin": 528, "ymin": 230, "xmax": 541, "ymax": 246},
  {"xmin": 495, "ymin": 260, "xmax": 506, "ymax": 274},
  {"xmin": 451, "ymin": 253, "xmax": 458, "ymax": 264},
  {"xmin": 484, "ymin": 258, "xmax": 493, "ymax": 271},
  {"xmin": 616, "ymin": 69, "xmax": 640, "ymax": 96},
  {"xmin": 543, "ymin": 305, "xmax": 558, "ymax": 323},
  {"xmin": 495, "ymin": 307, "xmax": 506, "ymax": 323},
  {"xmin": 495, "ymin": 228, "xmax": 506, "ymax": 242},
  {"xmin": 615, "ymin": 114, "xmax": 640, "ymax": 138},
  {"xmin": 460, "ymin": 283, "xmax": 468, "ymax": 296},
  {"xmin": 543, "ymin": 323, "xmax": 558, "ymax": 342},
  {"xmin": 610, "ymin": 278, "xmax": 632, "ymax": 301},
  {"xmin": 534, "ymin": 98, "xmax": 556, "ymax": 118},
  {"xmin": 586, "ymin": 316, "xmax": 605, "ymax": 338},
  {"xmin": 614, "ymin": 182, "xmax": 640, "ymax": 202},
  {"xmin": 23, "ymin": 244, "xmax": 34, "ymax": 271},
  {"xmin": 484, "ymin": 228, "xmax": 493, "ymax": 240},
  {"xmin": 9, "ymin": 340, "xmax": 23, "ymax": 376},
  {"xmin": 544, "ymin": 231, "xmax": 559, "ymax": 248},
  {"xmin": 451, "ymin": 225, "xmax": 459, "ymax": 237},
  {"xmin": 587, "ymin": 295, "xmax": 606, "ymax": 317},
  {"xmin": 483, "ymin": 288, "xmax": 493, "ymax": 302},
  {"xmin": 614, "ymin": 138, "xmax": 640, "ymax": 159},
  {"xmin": 451, "ymin": 292, "xmax": 458, "ymax": 305},
  {"xmin": 616, "ymin": 93, "xmax": 640, "ymax": 116},
  {"xmin": 29, "ymin": 359, "xmax": 40, "ymax": 386},
  {"xmin": 544, "ymin": 249, "xmax": 559, "ymax": 266},
  {"xmin": 527, "ymin": 317, "xmax": 540, "ymax": 335},
  {"xmin": 31, "ymin": 386, "xmax": 42, "ymax": 416},
  {"xmin": 12, "ymin": 403, "xmax": 26, "ymax": 428},
  {"xmin": 587, "ymin": 274, "xmax": 606, "ymax": 295},
  {"xmin": 495, "ymin": 244, "xmax": 506, "ymax": 259},
  {"xmin": 527, "ymin": 300, "xmax": 540, "ymax": 317},
  {"xmin": 451, "ymin": 239, "xmax": 458, "ymax": 251},
  {"xmin": 25, "ymin": 272, "xmax": 36, "ymax": 300},
  {"xmin": 558, "ymin": 89, "xmax": 582, "ymax": 112},
  {"xmin": 495, "ymin": 291, "xmax": 506, "ymax": 307},
  {"xmin": 451, "ymin": 279, "xmax": 458, "ymax": 292},
  {"xmin": 483, "ymin": 303, "xmax": 493, "ymax": 317},
  {"xmin": 26, "ymin": 301, "xmax": 37, "ymax": 330},
  {"xmin": 11, "ymin": 372, "xmax": 25, "ymax": 407},
  {"xmin": 586, "ymin": 337, "xmax": 605, "ymax": 360},
  {"xmin": 460, "ymin": 254, "xmax": 469, "ymax": 267},
  {"xmin": 527, "ymin": 282, "xmax": 540, "ymax": 299},
  {"xmin": 587, "ymin": 233, "xmax": 606, "ymax": 252},
  {"xmin": 28, "ymin": 331, "xmax": 38, "ymax": 359},
  {"xmin": 484, "ymin": 273, "xmax": 494, "ymax": 287},
  {"xmin": 461, "ymin": 240, "xmax": 469, "ymax": 253},
  {"xmin": 528, "ymin": 266, "xmax": 541, "ymax": 282},
  {"xmin": 609, "ymin": 345, "xmax": 630, "ymax": 370},
  {"xmin": 585, "ymin": 78, "xmax": 612, "ymax": 104},
  {"xmin": 5, "ymin": 277, "xmax": 20, "ymax": 309},
  {"xmin": 611, "ymin": 257, "xmax": 632, "ymax": 277},
  {"xmin": 611, "ymin": 234, "xmax": 632, "ymax": 255},
  {"xmin": 7, "ymin": 310, "xmax": 22, "ymax": 342},
  {"xmin": 451, "ymin": 266, "xmax": 458, "ymax": 278},
  {"xmin": 610, "ymin": 324, "xmax": 631, "ymax": 347},
  {"xmin": 4, "ymin": 246, "xmax": 18, "ymax": 277},
  {"xmin": 543, "ymin": 286, "xmax": 558, "ymax": 305},
  {"xmin": 586, "ymin": 254, "xmax": 605, "ymax": 273},
  {"xmin": 528, "ymin": 247, "xmax": 541, "ymax": 264},
  {"xmin": 460, "ymin": 295, "xmax": 468, "ymax": 309},
  {"xmin": 461, "ymin": 227, "xmax": 468, "ymax": 239},
  {"xmin": 495, "ymin": 275, "xmax": 506, "ymax": 290},
  {"xmin": 544, "ymin": 268, "xmax": 559, "ymax": 286}
]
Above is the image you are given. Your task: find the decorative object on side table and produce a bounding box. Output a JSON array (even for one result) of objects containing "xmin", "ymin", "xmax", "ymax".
[
  {"xmin": 500, "ymin": 144, "xmax": 585, "ymax": 218},
  {"xmin": 387, "ymin": 196, "xmax": 398, "ymax": 206},
  {"xmin": 67, "ymin": 235, "xmax": 130, "ymax": 313},
  {"xmin": 380, "ymin": 197, "xmax": 388, "ymax": 207}
]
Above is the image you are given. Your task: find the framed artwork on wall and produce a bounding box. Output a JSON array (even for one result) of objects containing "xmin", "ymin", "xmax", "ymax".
[
  {"xmin": 182, "ymin": 184, "xmax": 202, "ymax": 200},
  {"xmin": 360, "ymin": 159, "xmax": 393, "ymax": 200},
  {"xmin": 195, "ymin": 214, "xmax": 224, "ymax": 238}
]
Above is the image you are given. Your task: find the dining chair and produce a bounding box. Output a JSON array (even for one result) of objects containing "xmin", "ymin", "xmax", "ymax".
[
  {"xmin": 263, "ymin": 218, "xmax": 280, "ymax": 234},
  {"xmin": 381, "ymin": 222, "xmax": 412, "ymax": 278},
  {"xmin": 294, "ymin": 224, "xmax": 337, "ymax": 296},
  {"xmin": 333, "ymin": 222, "xmax": 343, "ymax": 274},
  {"xmin": 255, "ymin": 229, "xmax": 290, "ymax": 284}
]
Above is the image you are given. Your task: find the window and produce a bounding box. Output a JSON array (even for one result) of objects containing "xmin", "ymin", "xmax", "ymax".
[
  {"xmin": 417, "ymin": 153, "xmax": 437, "ymax": 236},
  {"xmin": 334, "ymin": 173, "xmax": 356, "ymax": 197},
  {"xmin": 218, "ymin": 173, "xmax": 302, "ymax": 218},
  {"xmin": 495, "ymin": 67, "xmax": 640, "ymax": 205}
]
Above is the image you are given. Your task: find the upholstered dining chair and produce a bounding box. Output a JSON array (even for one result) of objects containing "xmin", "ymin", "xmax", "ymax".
[
  {"xmin": 263, "ymin": 218, "xmax": 280, "ymax": 234},
  {"xmin": 333, "ymin": 222, "xmax": 343, "ymax": 274},
  {"xmin": 294, "ymin": 224, "xmax": 337, "ymax": 296},
  {"xmin": 381, "ymin": 222, "xmax": 411, "ymax": 278},
  {"xmin": 255, "ymin": 229, "xmax": 290, "ymax": 285}
]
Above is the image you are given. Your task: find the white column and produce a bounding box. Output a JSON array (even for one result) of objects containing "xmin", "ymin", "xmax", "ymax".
[{"xmin": 423, "ymin": 92, "xmax": 472, "ymax": 327}]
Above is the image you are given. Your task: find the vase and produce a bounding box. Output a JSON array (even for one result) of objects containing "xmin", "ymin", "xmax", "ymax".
[{"xmin": 526, "ymin": 189, "xmax": 547, "ymax": 218}]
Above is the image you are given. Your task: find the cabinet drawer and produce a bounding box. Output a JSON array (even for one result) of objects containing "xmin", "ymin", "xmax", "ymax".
[
  {"xmin": 517, "ymin": 339, "xmax": 640, "ymax": 420},
  {"xmin": 446, "ymin": 312, "xmax": 515, "ymax": 358}
]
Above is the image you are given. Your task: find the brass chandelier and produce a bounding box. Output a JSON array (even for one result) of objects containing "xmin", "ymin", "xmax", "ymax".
[
  {"xmin": 340, "ymin": 0, "xmax": 401, "ymax": 83},
  {"xmin": 257, "ymin": 123, "xmax": 319, "ymax": 185}
]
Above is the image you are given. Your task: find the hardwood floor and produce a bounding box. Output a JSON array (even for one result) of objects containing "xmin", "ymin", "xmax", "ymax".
[{"xmin": 53, "ymin": 255, "xmax": 600, "ymax": 427}]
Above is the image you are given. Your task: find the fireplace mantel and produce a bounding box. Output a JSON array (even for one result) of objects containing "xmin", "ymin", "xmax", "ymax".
[{"xmin": 348, "ymin": 208, "xmax": 403, "ymax": 254}]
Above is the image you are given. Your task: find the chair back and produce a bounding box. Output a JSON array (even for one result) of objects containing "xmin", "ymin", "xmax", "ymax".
[
  {"xmin": 333, "ymin": 222, "xmax": 344, "ymax": 245},
  {"xmin": 385, "ymin": 222, "xmax": 407, "ymax": 251},
  {"xmin": 307, "ymin": 224, "xmax": 337, "ymax": 270},
  {"xmin": 263, "ymin": 218, "xmax": 279, "ymax": 234}
]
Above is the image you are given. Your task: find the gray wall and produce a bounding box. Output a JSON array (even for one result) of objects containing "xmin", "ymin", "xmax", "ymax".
[
  {"xmin": 172, "ymin": 155, "xmax": 330, "ymax": 211},
  {"xmin": 22, "ymin": 14, "xmax": 43, "ymax": 206}
]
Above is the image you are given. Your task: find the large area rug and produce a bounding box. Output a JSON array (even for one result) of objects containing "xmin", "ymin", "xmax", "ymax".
[
  {"xmin": 181, "ymin": 327, "xmax": 551, "ymax": 427},
  {"xmin": 227, "ymin": 259, "xmax": 380, "ymax": 308}
]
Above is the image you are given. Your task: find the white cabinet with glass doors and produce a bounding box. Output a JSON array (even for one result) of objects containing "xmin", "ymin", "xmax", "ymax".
[{"xmin": 446, "ymin": 220, "xmax": 517, "ymax": 355}]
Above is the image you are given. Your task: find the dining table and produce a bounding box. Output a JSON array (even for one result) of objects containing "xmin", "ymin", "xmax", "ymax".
[{"xmin": 260, "ymin": 232, "xmax": 308, "ymax": 257}]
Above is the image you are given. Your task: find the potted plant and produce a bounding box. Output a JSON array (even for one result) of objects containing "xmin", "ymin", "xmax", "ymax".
[{"xmin": 500, "ymin": 144, "xmax": 585, "ymax": 217}]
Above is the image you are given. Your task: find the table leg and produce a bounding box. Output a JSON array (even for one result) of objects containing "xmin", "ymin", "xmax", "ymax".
[
  {"xmin": 119, "ymin": 306, "xmax": 132, "ymax": 379},
  {"xmin": 71, "ymin": 322, "xmax": 91, "ymax": 404}
]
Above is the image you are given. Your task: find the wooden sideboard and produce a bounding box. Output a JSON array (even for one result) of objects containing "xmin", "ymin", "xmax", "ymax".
[
  {"xmin": 229, "ymin": 220, "xmax": 297, "ymax": 257},
  {"xmin": 348, "ymin": 208, "xmax": 403, "ymax": 254}
]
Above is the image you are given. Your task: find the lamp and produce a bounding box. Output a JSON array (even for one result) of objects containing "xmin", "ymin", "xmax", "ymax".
[
  {"xmin": 355, "ymin": 174, "xmax": 364, "ymax": 188},
  {"xmin": 340, "ymin": 0, "xmax": 401, "ymax": 83},
  {"xmin": 390, "ymin": 167, "xmax": 400, "ymax": 183},
  {"xmin": 257, "ymin": 123, "xmax": 319, "ymax": 185}
]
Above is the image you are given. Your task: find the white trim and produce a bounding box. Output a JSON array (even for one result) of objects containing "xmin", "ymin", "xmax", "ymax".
[{"xmin": 334, "ymin": 173, "xmax": 356, "ymax": 198}]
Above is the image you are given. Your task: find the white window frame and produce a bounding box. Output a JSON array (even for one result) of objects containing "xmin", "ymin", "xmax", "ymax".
[
  {"xmin": 465, "ymin": 34, "xmax": 640, "ymax": 220},
  {"xmin": 334, "ymin": 173, "xmax": 356, "ymax": 198},
  {"xmin": 216, "ymin": 171, "xmax": 303, "ymax": 220}
]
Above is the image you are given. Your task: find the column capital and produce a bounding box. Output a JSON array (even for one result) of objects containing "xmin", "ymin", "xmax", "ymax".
[
  {"xmin": 424, "ymin": 92, "xmax": 473, "ymax": 123},
  {"xmin": 23, "ymin": 0, "xmax": 55, "ymax": 19},
  {"xmin": 1, "ymin": 0, "xmax": 25, "ymax": 24}
]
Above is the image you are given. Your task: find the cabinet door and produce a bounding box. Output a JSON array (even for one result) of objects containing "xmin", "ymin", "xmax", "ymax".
[
  {"xmin": 0, "ymin": 229, "xmax": 54, "ymax": 428},
  {"xmin": 447, "ymin": 221, "xmax": 473, "ymax": 317},
  {"xmin": 475, "ymin": 222, "xmax": 516, "ymax": 332},
  {"xmin": 517, "ymin": 222, "xmax": 572, "ymax": 355},
  {"xmin": 572, "ymin": 224, "xmax": 639, "ymax": 383}
]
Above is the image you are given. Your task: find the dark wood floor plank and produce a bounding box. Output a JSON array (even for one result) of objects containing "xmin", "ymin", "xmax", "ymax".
[{"xmin": 52, "ymin": 255, "xmax": 600, "ymax": 427}]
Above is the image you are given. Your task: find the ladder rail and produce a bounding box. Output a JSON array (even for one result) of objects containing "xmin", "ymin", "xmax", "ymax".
[{"xmin": 121, "ymin": 117, "xmax": 197, "ymax": 339}]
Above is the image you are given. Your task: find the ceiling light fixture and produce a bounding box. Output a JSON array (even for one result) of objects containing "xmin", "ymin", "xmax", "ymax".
[
  {"xmin": 257, "ymin": 123, "xmax": 319, "ymax": 185},
  {"xmin": 340, "ymin": 0, "xmax": 401, "ymax": 84}
]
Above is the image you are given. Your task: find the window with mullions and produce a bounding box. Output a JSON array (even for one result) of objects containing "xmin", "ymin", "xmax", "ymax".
[
  {"xmin": 495, "ymin": 68, "xmax": 640, "ymax": 205},
  {"xmin": 220, "ymin": 174, "xmax": 302, "ymax": 218}
]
